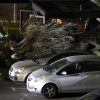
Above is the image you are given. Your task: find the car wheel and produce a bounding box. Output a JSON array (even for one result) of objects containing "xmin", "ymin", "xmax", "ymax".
[{"xmin": 42, "ymin": 83, "xmax": 58, "ymax": 99}]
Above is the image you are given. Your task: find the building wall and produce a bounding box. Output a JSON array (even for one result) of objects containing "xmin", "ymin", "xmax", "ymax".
[{"xmin": 0, "ymin": 3, "xmax": 30, "ymax": 21}]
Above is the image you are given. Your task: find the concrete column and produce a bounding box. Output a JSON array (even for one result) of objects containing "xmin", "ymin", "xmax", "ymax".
[{"xmin": 14, "ymin": 3, "xmax": 16, "ymax": 22}]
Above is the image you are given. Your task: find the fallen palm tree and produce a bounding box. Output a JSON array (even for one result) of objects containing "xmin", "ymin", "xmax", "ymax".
[{"xmin": 11, "ymin": 18, "xmax": 98, "ymax": 60}]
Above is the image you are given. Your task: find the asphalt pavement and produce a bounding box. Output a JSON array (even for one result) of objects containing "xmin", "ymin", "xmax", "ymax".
[{"xmin": 0, "ymin": 80, "xmax": 83, "ymax": 100}]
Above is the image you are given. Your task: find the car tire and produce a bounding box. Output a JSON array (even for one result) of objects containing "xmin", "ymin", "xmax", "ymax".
[{"xmin": 42, "ymin": 83, "xmax": 58, "ymax": 99}]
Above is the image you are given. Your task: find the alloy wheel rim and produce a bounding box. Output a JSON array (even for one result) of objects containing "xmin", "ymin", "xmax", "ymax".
[{"xmin": 44, "ymin": 86, "xmax": 56, "ymax": 98}]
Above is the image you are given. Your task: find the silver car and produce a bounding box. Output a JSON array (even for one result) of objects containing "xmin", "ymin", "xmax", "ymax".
[
  {"xmin": 26, "ymin": 55, "xmax": 100, "ymax": 99},
  {"xmin": 8, "ymin": 59, "xmax": 47, "ymax": 82},
  {"xmin": 9, "ymin": 51, "xmax": 88, "ymax": 82}
]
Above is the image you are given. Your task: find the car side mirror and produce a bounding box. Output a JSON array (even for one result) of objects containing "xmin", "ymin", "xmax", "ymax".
[{"xmin": 61, "ymin": 71, "xmax": 67, "ymax": 75}]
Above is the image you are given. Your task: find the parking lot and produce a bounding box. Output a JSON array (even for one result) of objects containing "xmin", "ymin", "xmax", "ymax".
[{"xmin": 0, "ymin": 80, "xmax": 83, "ymax": 100}]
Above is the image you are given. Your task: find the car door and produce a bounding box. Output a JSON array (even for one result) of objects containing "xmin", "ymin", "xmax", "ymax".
[
  {"xmin": 57, "ymin": 62, "xmax": 87, "ymax": 93},
  {"xmin": 82, "ymin": 61, "xmax": 100, "ymax": 91}
]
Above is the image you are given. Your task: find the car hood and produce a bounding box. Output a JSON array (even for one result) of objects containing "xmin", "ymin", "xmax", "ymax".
[
  {"xmin": 30, "ymin": 68, "xmax": 49, "ymax": 78},
  {"xmin": 11, "ymin": 60, "xmax": 37, "ymax": 69}
]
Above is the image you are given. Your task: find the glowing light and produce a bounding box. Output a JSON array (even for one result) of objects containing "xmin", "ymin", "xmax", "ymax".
[{"xmin": 52, "ymin": 18, "xmax": 62, "ymax": 24}]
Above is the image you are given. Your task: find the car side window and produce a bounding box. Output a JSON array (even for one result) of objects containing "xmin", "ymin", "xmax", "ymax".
[
  {"xmin": 84, "ymin": 61, "xmax": 100, "ymax": 72},
  {"xmin": 47, "ymin": 53, "xmax": 69, "ymax": 65},
  {"xmin": 46, "ymin": 52, "xmax": 87, "ymax": 65},
  {"xmin": 57, "ymin": 62, "xmax": 83, "ymax": 75}
]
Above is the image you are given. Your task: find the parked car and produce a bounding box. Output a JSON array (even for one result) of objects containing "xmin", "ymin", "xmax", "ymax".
[
  {"xmin": 26, "ymin": 55, "xmax": 100, "ymax": 99},
  {"xmin": 76, "ymin": 89, "xmax": 100, "ymax": 100},
  {"xmin": 9, "ymin": 50, "xmax": 90, "ymax": 82}
]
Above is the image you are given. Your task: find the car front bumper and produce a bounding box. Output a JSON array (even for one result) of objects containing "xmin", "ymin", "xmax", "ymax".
[
  {"xmin": 9, "ymin": 68, "xmax": 24, "ymax": 82},
  {"xmin": 26, "ymin": 77, "xmax": 45, "ymax": 94},
  {"xmin": 9, "ymin": 69, "xmax": 17, "ymax": 81},
  {"xmin": 9, "ymin": 75, "xmax": 17, "ymax": 81}
]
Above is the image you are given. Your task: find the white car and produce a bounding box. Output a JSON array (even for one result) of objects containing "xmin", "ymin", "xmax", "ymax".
[
  {"xmin": 26, "ymin": 55, "xmax": 100, "ymax": 99},
  {"xmin": 9, "ymin": 51, "xmax": 89, "ymax": 82}
]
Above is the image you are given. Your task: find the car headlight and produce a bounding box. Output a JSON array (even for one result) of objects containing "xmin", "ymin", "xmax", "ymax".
[
  {"xmin": 15, "ymin": 67, "xmax": 26, "ymax": 74},
  {"xmin": 34, "ymin": 73, "xmax": 48, "ymax": 82}
]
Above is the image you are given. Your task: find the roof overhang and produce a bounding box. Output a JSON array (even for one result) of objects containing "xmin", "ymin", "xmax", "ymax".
[{"xmin": 32, "ymin": 0, "xmax": 100, "ymax": 18}]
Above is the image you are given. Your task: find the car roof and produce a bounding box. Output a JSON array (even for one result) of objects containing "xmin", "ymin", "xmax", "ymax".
[
  {"xmin": 46, "ymin": 50, "xmax": 90, "ymax": 64},
  {"xmin": 65, "ymin": 55, "xmax": 100, "ymax": 62}
]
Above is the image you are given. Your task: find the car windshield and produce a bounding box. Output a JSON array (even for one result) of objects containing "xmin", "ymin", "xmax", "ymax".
[
  {"xmin": 32, "ymin": 57, "xmax": 51, "ymax": 64},
  {"xmin": 43, "ymin": 59, "xmax": 68, "ymax": 72}
]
